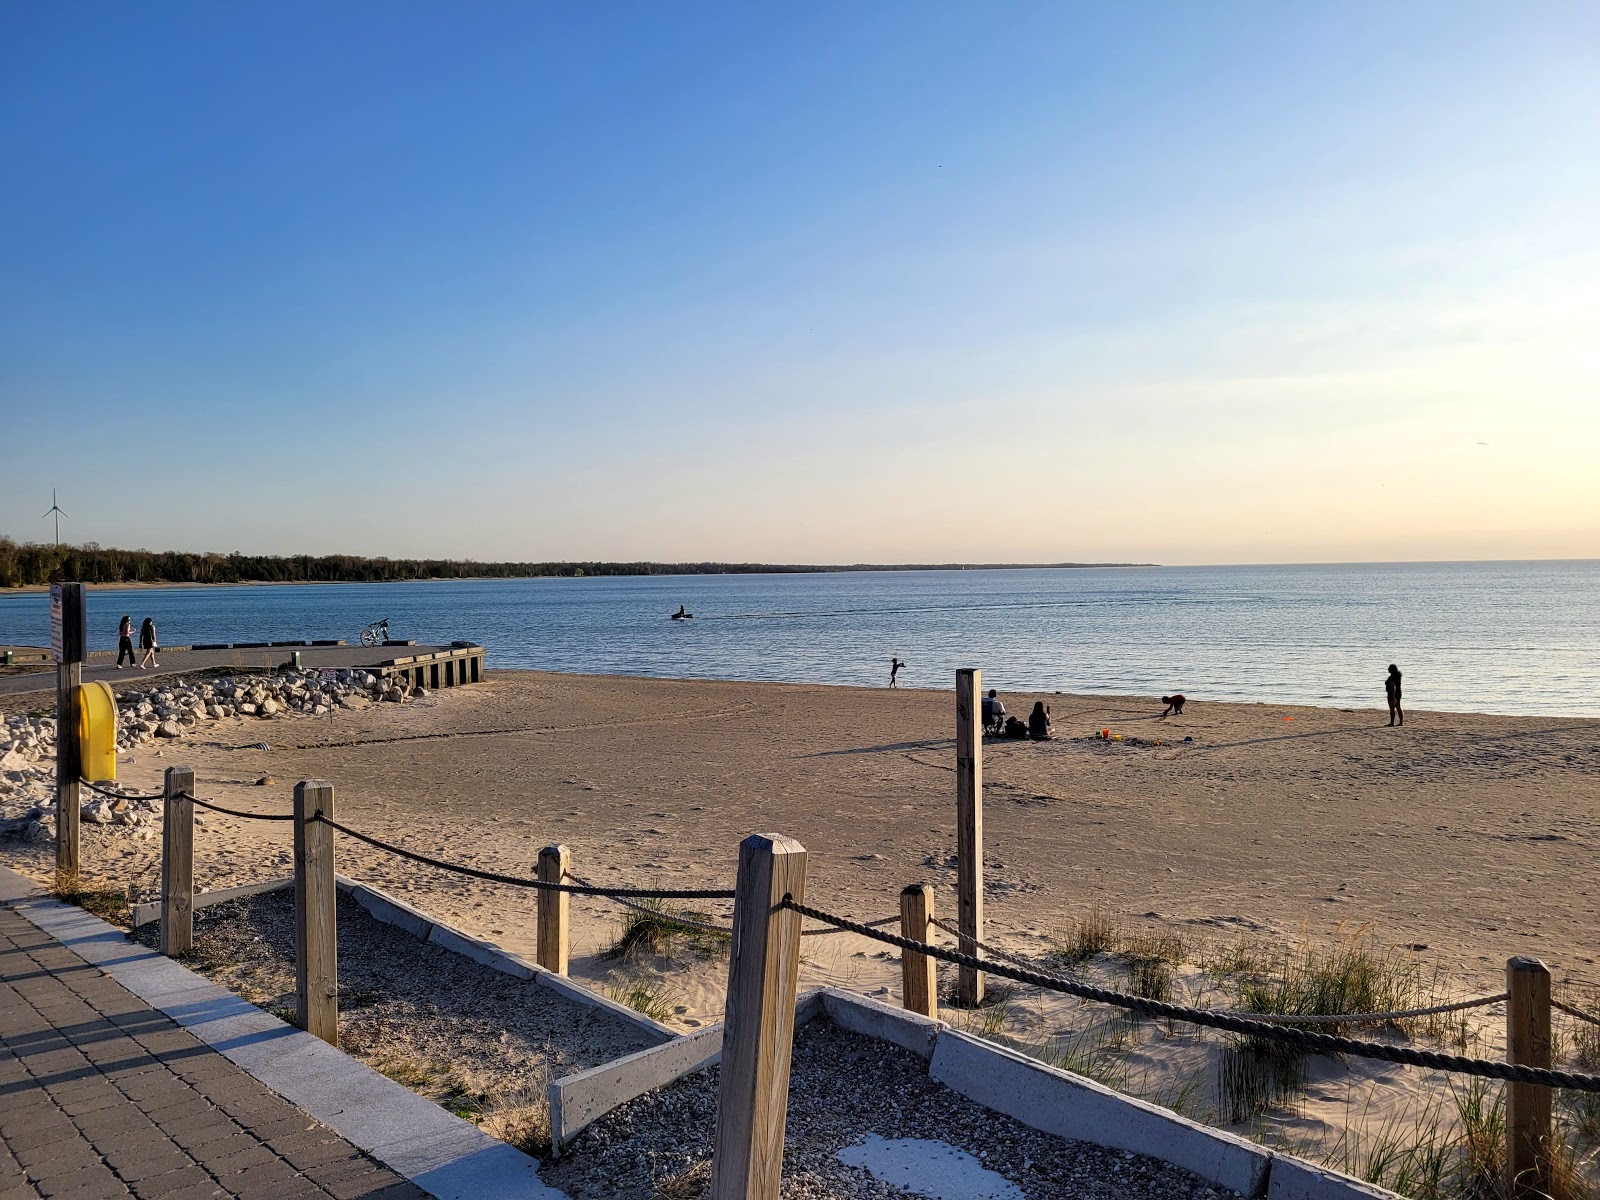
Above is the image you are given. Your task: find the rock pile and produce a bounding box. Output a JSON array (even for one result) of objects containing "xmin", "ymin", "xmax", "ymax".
[{"xmin": 0, "ymin": 666, "xmax": 422, "ymax": 845}]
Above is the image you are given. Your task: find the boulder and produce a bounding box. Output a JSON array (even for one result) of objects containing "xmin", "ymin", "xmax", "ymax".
[
  {"xmin": 238, "ymin": 703, "xmax": 258, "ymax": 716},
  {"xmin": 259, "ymin": 697, "xmax": 281, "ymax": 716},
  {"xmin": 81, "ymin": 799, "xmax": 113, "ymax": 824},
  {"xmin": 156, "ymin": 720, "xmax": 182, "ymax": 739}
]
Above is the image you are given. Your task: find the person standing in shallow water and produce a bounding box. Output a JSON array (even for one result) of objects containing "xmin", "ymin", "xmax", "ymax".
[
  {"xmin": 889, "ymin": 658, "xmax": 905, "ymax": 688},
  {"xmin": 1386, "ymin": 664, "xmax": 1403, "ymax": 727},
  {"xmin": 116, "ymin": 615, "xmax": 135, "ymax": 668}
]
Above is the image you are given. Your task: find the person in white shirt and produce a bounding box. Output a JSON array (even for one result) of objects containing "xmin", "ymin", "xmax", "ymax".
[{"xmin": 981, "ymin": 688, "xmax": 1006, "ymax": 734}]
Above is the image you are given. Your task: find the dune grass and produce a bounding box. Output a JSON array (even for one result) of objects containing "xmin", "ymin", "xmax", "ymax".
[{"xmin": 602, "ymin": 899, "xmax": 729, "ymax": 963}]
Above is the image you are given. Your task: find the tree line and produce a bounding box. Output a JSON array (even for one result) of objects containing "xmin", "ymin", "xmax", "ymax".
[{"xmin": 0, "ymin": 538, "xmax": 1130, "ymax": 588}]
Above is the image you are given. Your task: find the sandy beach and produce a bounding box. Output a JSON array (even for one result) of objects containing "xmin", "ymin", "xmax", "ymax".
[{"xmin": 6, "ymin": 669, "xmax": 1598, "ymax": 993}]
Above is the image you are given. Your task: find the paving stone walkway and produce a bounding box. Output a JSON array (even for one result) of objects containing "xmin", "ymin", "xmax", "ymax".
[{"xmin": 0, "ymin": 902, "xmax": 431, "ymax": 1200}]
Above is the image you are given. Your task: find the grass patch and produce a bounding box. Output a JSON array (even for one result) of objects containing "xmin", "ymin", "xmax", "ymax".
[
  {"xmin": 338, "ymin": 985, "xmax": 384, "ymax": 1010},
  {"xmin": 265, "ymin": 1004, "xmax": 301, "ymax": 1028},
  {"xmin": 54, "ymin": 887, "xmax": 129, "ymax": 924},
  {"xmin": 373, "ymin": 1058, "xmax": 438, "ymax": 1089},
  {"xmin": 607, "ymin": 976, "xmax": 678, "ymax": 1023},
  {"xmin": 1129, "ymin": 957, "xmax": 1175, "ymax": 1004},
  {"xmin": 652, "ymin": 1160, "xmax": 710, "ymax": 1199},
  {"xmin": 474, "ymin": 1082, "xmax": 552, "ymax": 1158},
  {"xmin": 1050, "ymin": 906, "xmax": 1117, "ymax": 965},
  {"xmin": 603, "ymin": 900, "xmax": 729, "ymax": 963}
]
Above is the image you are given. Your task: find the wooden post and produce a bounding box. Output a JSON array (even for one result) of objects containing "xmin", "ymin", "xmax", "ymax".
[
  {"xmin": 294, "ymin": 780, "xmax": 338, "ymax": 1046},
  {"xmin": 160, "ymin": 767, "xmax": 195, "ymax": 957},
  {"xmin": 955, "ymin": 668, "xmax": 983, "ymax": 1007},
  {"xmin": 537, "ymin": 844, "xmax": 570, "ymax": 975},
  {"xmin": 900, "ymin": 883, "xmax": 936, "ymax": 1018},
  {"xmin": 53, "ymin": 582, "xmax": 86, "ymax": 892},
  {"xmin": 1506, "ymin": 956, "xmax": 1553, "ymax": 1198},
  {"xmin": 710, "ymin": 834, "xmax": 807, "ymax": 1200}
]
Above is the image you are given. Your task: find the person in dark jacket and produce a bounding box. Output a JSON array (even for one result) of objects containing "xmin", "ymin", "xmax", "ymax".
[
  {"xmin": 116, "ymin": 615, "xmax": 135, "ymax": 668},
  {"xmin": 1028, "ymin": 700, "xmax": 1053, "ymax": 740},
  {"xmin": 1385, "ymin": 664, "xmax": 1403, "ymax": 727},
  {"xmin": 138, "ymin": 617, "xmax": 159, "ymax": 669}
]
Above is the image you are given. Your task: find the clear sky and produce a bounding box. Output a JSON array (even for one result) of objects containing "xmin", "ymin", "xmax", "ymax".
[{"xmin": 2, "ymin": 2, "xmax": 1596, "ymax": 566}]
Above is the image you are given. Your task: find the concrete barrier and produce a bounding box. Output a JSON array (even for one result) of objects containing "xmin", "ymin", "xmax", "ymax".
[
  {"xmin": 547, "ymin": 991, "xmax": 823, "ymax": 1154},
  {"xmin": 1266, "ymin": 1156, "xmax": 1399, "ymax": 1200},
  {"xmin": 930, "ymin": 1028, "xmax": 1273, "ymax": 1197},
  {"xmin": 819, "ymin": 989, "xmax": 941, "ymax": 1060},
  {"xmin": 129, "ymin": 875, "xmax": 292, "ymax": 929}
]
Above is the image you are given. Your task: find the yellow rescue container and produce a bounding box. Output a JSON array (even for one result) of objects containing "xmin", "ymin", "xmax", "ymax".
[{"xmin": 77, "ymin": 681, "xmax": 118, "ymax": 784}]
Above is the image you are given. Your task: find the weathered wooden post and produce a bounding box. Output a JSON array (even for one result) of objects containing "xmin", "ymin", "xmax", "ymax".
[
  {"xmin": 900, "ymin": 883, "xmax": 936, "ymax": 1018},
  {"xmin": 52, "ymin": 583, "xmax": 86, "ymax": 892},
  {"xmin": 294, "ymin": 780, "xmax": 338, "ymax": 1046},
  {"xmin": 160, "ymin": 767, "xmax": 195, "ymax": 957},
  {"xmin": 1506, "ymin": 956, "xmax": 1553, "ymax": 1198},
  {"xmin": 537, "ymin": 844, "xmax": 570, "ymax": 975},
  {"xmin": 955, "ymin": 668, "xmax": 983, "ymax": 1006},
  {"xmin": 710, "ymin": 834, "xmax": 807, "ymax": 1200}
]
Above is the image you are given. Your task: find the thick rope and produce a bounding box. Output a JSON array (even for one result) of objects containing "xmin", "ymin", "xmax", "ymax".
[
  {"xmin": 315, "ymin": 817, "xmax": 736, "ymax": 899},
  {"xmin": 1555, "ymin": 999, "xmax": 1600, "ymax": 1029},
  {"xmin": 187, "ymin": 795, "xmax": 297, "ymax": 822},
  {"xmin": 78, "ymin": 778, "xmax": 166, "ymax": 802},
  {"xmin": 787, "ymin": 898, "xmax": 1600, "ymax": 1092},
  {"xmin": 926, "ymin": 916, "xmax": 1506, "ymax": 1025},
  {"xmin": 579, "ymin": 882, "xmax": 898, "ymax": 938}
]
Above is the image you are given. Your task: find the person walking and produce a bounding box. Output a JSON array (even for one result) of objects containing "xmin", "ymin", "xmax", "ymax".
[
  {"xmin": 116, "ymin": 615, "xmax": 135, "ymax": 668},
  {"xmin": 889, "ymin": 657, "xmax": 905, "ymax": 688},
  {"xmin": 138, "ymin": 617, "xmax": 159, "ymax": 669},
  {"xmin": 1385, "ymin": 664, "xmax": 1403, "ymax": 727}
]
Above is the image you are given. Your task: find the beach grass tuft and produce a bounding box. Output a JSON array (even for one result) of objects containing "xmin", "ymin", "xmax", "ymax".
[
  {"xmin": 603, "ymin": 900, "xmax": 729, "ymax": 963},
  {"xmin": 54, "ymin": 886, "xmax": 129, "ymax": 924},
  {"xmin": 651, "ymin": 1160, "xmax": 711, "ymax": 1200},
  {"xmin": 607, "ymin": 975, "xmax": 678, "ymax": 1024}
]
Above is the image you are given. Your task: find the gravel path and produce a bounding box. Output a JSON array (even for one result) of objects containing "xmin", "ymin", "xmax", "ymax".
[
  {"xmin": 544, "ymin": 1019, "xmax": 1243, "ymax": 1200},
  {"xmin": 133, "ymin": 889, "xmax": 658, "ymax": 1107}
]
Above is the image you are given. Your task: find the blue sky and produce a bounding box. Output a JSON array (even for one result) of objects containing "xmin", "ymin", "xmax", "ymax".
[{"xmin": 2, "ymin": 2, "xmax": 1596, "ymax": 564}]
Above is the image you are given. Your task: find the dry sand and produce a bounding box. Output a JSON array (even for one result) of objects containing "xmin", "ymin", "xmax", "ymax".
[
  {"xmin": 6, "ymin": 670, "xmax": 1598, "ymax": 997},
  {"xmin": 8, "ymin": 668, "xmax": 1599, "ymax": 1171}
]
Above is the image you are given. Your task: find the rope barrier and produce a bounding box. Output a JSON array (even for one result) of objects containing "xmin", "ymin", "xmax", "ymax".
[
  {"xmin": 578, "ymin": 880, "xmax": 898, "ymax": 938},
  {"xmin": 315, "ymin": 816, "xmax": 736, "ymax": 899},
  {"xmin": 187, "ymin": 795, "xmax": 297, "ymax": 822},
  {"xmin": 78, "ymin": 778, "xmax": 166, "ymax": 802},
  {"xmin": 785, "ymin": 898, "xmax": 1600, "ymax": 1092},
  {"xmin": 926, "ymin": 916, "xmax": 1506, "ymax": 1025},
  {"xmin": 1555, "ymin": 999, "xmax": 1600, "ymax": 1029}
]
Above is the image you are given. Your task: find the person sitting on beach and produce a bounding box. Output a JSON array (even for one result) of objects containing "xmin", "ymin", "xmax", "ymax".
[
  {"xmin": 982, "ymin": 688, "xmax": 1006, "ymax": 733},
  {"xmin": 1386, "ymin": 664, "xmax": 1403, "ymax": 727},
  {"xmin": 1028, "ymin": 700, "xmax": 1053, "ymax": 740},
  {"xmin": 1161, "ymin": 694, "xmax": 1186, "ymax": 717}
]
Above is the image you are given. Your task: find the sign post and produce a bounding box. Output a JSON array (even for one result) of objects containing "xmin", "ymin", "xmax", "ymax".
[{"xmin": 53, "ymin": 583, "xmax": 86, "ymax": 892}]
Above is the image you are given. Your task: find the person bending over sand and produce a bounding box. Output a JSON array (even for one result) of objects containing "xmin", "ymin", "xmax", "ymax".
[
  {"xmin": 1386, "ymin": 665, "xmax": 1403, "ymax": 727},
  {"xmin": 1161, "ymin": 694, "xmax": 1186, "ymax": 717}
]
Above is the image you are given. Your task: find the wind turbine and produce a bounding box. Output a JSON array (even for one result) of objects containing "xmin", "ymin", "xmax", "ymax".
[{"xmin": 42, "ymin": 489, "xmax": 67, "ymax": 546}]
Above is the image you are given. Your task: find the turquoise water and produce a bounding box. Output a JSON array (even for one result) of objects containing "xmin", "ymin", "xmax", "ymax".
[{"xmin": 3, "ymin": 561, "xmax": 1597, "ymax": 717}]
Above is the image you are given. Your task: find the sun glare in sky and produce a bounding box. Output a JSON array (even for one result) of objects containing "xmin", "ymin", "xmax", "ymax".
[{"xmin": 2, "ymin": 2, "xmax": 1596, "ymax": 564}]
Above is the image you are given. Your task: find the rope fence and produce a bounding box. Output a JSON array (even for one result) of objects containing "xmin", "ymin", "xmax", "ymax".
[{"xmin": 788, "ymin": 897, "xmax": 1600, "ymax": 1093}]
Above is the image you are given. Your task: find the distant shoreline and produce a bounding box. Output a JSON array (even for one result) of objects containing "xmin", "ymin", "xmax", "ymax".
[{"xmin": 0, "ymin": 563, "xmax": 1154, "ymax": 594}]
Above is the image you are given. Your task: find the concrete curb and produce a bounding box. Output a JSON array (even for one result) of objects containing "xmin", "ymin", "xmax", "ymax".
[
  {"xmin": 547, "ymin": 990, "xmax": 824, "ymax": 1154},
  {"xmin": 129, "ymin": 874, "xmax": 293, "ymax": 928},
  {"xmin": 0, "ymin": 867, "xmax": 564, "ymax": 1200},
  {"xmin": 930, "ymin": 1027, "xmax": 1273, "ymax": 1196},
  {"xmin": 126, "ymin": 870, "xmax": 677, "ymax": 1045}
]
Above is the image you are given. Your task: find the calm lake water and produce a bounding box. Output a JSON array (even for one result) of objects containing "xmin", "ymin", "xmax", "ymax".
[{"xmin": 3, "ymin": 562, "xmax": 1598, "ymax": 717}]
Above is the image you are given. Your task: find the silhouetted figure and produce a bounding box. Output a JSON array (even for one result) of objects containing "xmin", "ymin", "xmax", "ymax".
[
  {"xmin": 671, "ymin": 605, "xmax": 691, "ymax": 619},
  {"xmin": 116, "ymin": 615, "xmax": 135, "ymax": 668},
  {"xmin": 1386, "ymin": 664, "xmax": 1403, "ymax": 727},
  {"xmin": 138, "ymin": 617, "xmax": 159, "ymax": 669},
  {"xmin": 1028, "ymin": 701, "xmax": 1053, "ymax": 740},
  {"xmin": 889, "ymin": 658, "xmax": 905, "ymax": 688},
  {"xmin": 1161, "ymin": 694, "xmax": 1186, "ymax": 717}
]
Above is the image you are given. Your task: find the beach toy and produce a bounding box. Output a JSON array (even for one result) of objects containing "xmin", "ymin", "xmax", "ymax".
[
  {"xmin": 76, "ymin": 681, "xmax": 117, "ymax": 784},
  {"xmin": 1101, "ymin": 729, "xmax": 1110, "ymax": 739},
  {"xmin": 1113, "ymin": 734, "xmax": 1122, "ymax": 741},
  {"xmin": 1284, "ymin": 716, "xmax": 1294, "ymax": 722}
]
